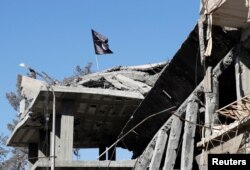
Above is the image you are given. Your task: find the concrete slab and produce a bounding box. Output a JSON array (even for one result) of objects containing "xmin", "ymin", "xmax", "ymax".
[{"xmin": 31, "ymin": 160, "xmax": 136, "ymax": 170}]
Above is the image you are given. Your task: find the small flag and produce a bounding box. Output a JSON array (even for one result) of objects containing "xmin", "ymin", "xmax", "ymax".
[{"xmin": 91, "ymin": 29, "xmax": 113, "ymax": 55}]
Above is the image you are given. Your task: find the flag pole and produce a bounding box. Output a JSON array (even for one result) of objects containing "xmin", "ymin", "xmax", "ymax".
[
  {"xmin": 95, "ymin": 54, "xmax": 99, "ymax": 71},
  {"xmin": 91, "ymin": 29, "xmax": 113, "ymax": 71}
]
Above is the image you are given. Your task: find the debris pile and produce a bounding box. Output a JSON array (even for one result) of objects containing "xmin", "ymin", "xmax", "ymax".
[{"xmin": 63, "ymin": 62, "xmax": 167, "ymax": 96}]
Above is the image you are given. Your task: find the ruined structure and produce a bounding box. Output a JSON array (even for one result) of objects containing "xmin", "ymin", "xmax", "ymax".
[
  {"xmin": 6, "ymin": 0, "xmax": 250, "ymax": 169},
  {"xmin": 130, "ymin": 0, "xmax": 250, "ymax": 169},
  {"xmin": 7, "ymin": 63, "xmax": 167, "ymax": 169}
]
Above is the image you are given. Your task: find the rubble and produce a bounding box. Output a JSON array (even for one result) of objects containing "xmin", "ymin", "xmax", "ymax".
[{"xmin": 62, "ymin": 62, "xmax": 167, "ymax": 96}]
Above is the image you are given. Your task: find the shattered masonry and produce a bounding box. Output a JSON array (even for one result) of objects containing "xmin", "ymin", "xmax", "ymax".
[{"xmin": 6, "ymin": 0, "xmax": 250, "ymax": 169}]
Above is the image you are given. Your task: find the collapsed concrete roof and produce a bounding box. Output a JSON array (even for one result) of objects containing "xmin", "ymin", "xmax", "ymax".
[
  {"xmin": 62, "ymin": 62, "xmax": 167, "ymax": 96},
  {"xmin": 7, "ymin": 62, "xmax": 167, "ymax": 148}
]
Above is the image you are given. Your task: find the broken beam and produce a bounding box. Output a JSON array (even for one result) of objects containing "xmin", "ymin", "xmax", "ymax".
[
  {"xmin": 180, "ymin": 100, "xmax": 198, "ymax": 170},
  {"xmin": 133, "ymin": 43, "xmax": 240, "ymax": 169},
  {"xmin": 133, "ymin": 119, "xmax": 173, "ymax": 170},
  {"xmin": 149, "ymin": 126, "xmax": 169, "ymax": 170},
  {"xmin": 134, "ymin": 135, "xmax": 158, "ymax": 170},
  {"xmin": 163, "ymin": 116, "xmax": 183, "ymax": 170},
  {"xmin": 198, "ymin": 16, "xmax": 206, "ymax": 64}
]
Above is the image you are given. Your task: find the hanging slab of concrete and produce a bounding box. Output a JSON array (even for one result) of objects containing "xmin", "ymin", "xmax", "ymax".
[{"xmin": 122, "ymin": 24, "xmax": 238, "ymax": 157}]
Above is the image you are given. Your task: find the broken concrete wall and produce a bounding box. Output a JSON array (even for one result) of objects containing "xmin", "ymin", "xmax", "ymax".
[{"xmin": 122, "ymin": 25, "xmax": 238, "ymax": 158}]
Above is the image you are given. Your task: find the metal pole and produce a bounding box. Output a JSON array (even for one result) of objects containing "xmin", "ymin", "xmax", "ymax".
[
  {"xmin": 95, "ymin": 54, "xmax": 99, "ymax": 71},
  {"xmin": 19, "ymin": 63, "xmax": 56, "ymax": 170},
  {"xmin": 37, "ymin": 74, "xmax": 56, "ymax": 170},
  {"xmin": 51, "ymin": 87, "xmax": 56, "ymax": 170},
  {"xmin": 34, "ymin": 75, "xmax": 56, "ymax": 170}
]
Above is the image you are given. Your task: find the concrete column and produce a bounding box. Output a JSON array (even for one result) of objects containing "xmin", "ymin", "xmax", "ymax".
[
  {"xmin": 54, "ymin": 100, "xmax": 74, "ymax": 161},
  {"xmin": 204, "ymin": 67, "xmax": 219, "ymax": 136},
  {"xmin": 149, "ymin": 128, "xmax": 168, "ymax": 170},
  {"xmin": 180, "ymin": 100, "xmax": 198, "ymax": 170},
  {"xmin": 163, "ymin": 116, "xmax": 183, "ymax": 170},
  {"xmin": 236, "ymin": 30, "xmax": 250, "ymax": 154},
  {"xmin": 235, "ymin": 49, "xmax": 250, "ymax": 99},
  {"xmin": 238, "ymin": 29, "xmax": 250, "ymax": 98}
]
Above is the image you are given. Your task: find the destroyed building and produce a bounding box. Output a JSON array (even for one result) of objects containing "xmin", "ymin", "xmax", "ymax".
[{"xmin": 6, "ymin": 0, "xmax": 250, "ymax": 169}]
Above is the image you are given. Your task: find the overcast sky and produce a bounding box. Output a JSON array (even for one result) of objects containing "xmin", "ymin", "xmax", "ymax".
[{"xmin": 0, "ymin": 0, "xmax": 199, "ymax": 160}]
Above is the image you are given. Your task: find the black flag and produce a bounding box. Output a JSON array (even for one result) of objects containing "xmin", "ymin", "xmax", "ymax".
[{"xmin": 91, "ymin": 29, "xmax": 113, "ymax": 55}]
